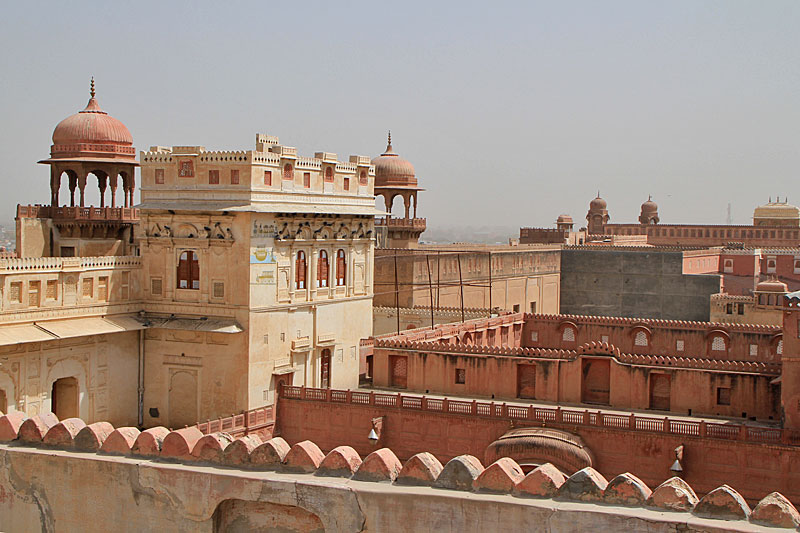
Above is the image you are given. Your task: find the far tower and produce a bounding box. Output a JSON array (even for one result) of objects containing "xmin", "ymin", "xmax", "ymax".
[
  {"xmin": 638, "ymin": 196, "xmax": 659, "ymax": 225},
  {"xmin": 586, "ymin": 193, "xmax": 609, "ymax": 235}
]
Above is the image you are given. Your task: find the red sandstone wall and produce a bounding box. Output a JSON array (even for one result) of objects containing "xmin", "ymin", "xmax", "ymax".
[
  {"xmin": 373, "ymin": 349, "xmax": 778, "ymax": 420},
  {"xmin": 276, "ymin": 396, "xmax": 800, "ymax": 505},
  {"xmin": 521, "ymin": 315, "xmax": 781, "ymax": 364}
]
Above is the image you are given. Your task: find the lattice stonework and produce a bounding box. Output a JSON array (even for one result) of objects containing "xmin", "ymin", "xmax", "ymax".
[
  {"xmin": 151, "ymin": 277, "xmax": 163, "ymax": 296},
  {"xmin": 82, "ymin": 278, "xmax": 93, "ymax": 298},
  {"xmin": 562, "ymin": 327, "xmax": 575, "ymax": 342},
  {"xmin": 213, "ymin": 281, "xmax": 225, "ymax": 298},
  {"xmin": 676, "ymin": 339, "xmax": 684, "ymax": 351},
  {"xmin": 9, "ymin": 282, "xmax": 21, "ymax": 303},
  {"xmin": 711, "ymin": 336, "xmax": 726, "ymax": 352},
  {"xmin": 750, "ymin": 344, "xmax": 758, "ymax": 357},
  {"xmin": 46, "ymin": 279, "xmax": 57, "ymax": 300},
  {"xmin": 634, "ymin": 331, "xmax": 648, "ymax": 346}
]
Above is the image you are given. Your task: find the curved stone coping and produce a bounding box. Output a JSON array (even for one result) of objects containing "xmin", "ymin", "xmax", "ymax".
[{"xmin": 0, "ymin": 412, "xmax": 795, "ymax": 529}]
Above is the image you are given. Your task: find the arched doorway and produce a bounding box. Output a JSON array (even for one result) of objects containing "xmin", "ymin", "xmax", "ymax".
[
  {"xmin": 320, "ymin": 349, "xmax": 331, "ymax": 388},
  {"xmin": 51, "ymin": 377, "xmax": 79, "ymax": 419},
  {"xmin": 168, "ymin": 371, "xmax": 198, "ymax": 428}
]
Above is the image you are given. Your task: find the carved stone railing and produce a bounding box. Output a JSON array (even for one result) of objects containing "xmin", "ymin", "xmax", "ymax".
[
  {"xmin": 16, "ymin": 205, "xmax": 139, "ymax": 222},
  {"xmin": 280, "ymin": 386, "xmax": 800, "ymax": 447},
  {"xmin": 0, "ymin": 256, "xmax": 141, "ymax": 273}
]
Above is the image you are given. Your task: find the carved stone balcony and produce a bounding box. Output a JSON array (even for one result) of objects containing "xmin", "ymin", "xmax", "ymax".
[{"xmin": 17, "ymin": 205, "xmax": 139, "ymax": 223}]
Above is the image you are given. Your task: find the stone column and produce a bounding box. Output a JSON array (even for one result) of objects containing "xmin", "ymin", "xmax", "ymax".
[
  {"xmin": 403, "ymin": 192, "xmax": 410, "ymax": 219},
  {"xmin": 77, "ymin": 172, "xmax": 87, "ymax": 208},
  {"xmin": 69, "ymin": 173, "xmax": 78, "ymax": 207},
  {"xmin": 128, "ymin": 172, "xmax": 136, "ymax": 207},
  {"xmin": 98, "ymin": 174, "xmax": 108, "ymax": 208},
  {"xmin": 412, "ymin": 193, "xmax": 417, "ymax": 218},
  {"xmin": 109, "ymin": 173, "xmax": 118, "ymax": 208},
  {"xmin": 50, "ymin": 167, "xmax": 59, "ymax": 206},
  {"xmin": 310, "ymin": 248, "xmax": 318, "ymax": 300}
]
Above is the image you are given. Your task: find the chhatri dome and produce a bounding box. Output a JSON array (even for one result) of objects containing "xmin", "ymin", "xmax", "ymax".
[
  {"xmin": 752, "ymin": 197, "xmax": 800, "ymax": 227},
  {"xmin": 47, "ymin": 78, "xmax": 136, "ymax": 163},
  {"xmin": 589, "ymin": 193, "xmax": 607, "ymax": 210},
  {"xmin": 370, "ymin": 131, "xmax": 418, "ymax": 189},
  {"xmin": 640, "ymin": 196, "xmax": 658, "ymax": 214}
]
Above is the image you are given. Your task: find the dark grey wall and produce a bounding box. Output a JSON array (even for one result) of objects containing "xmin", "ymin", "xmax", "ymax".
[{"xmin": 559, "ymin": 248, "xmax": 720, "ymax": 321}]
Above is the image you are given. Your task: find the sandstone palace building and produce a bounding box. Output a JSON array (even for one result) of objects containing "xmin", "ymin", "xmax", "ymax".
[{"xmin": 2, "ymin": 83, "xmax": 379, "ymax": 429}]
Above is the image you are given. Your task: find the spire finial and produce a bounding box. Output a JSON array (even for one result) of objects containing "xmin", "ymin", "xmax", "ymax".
[
  {"xmin": 648, "ymin": 194, "xmax": 652, "ymax": 201},
  {"xmin": 597, "ymin": 190, "xmax": 600, "ymax": 198},
  {"xmin": 388, "ymin": 130, "xmax": 392, "ymax": 147},
  {"xmin": 90, "ymin": 77, "xmax": 95, "ymax": 98}
]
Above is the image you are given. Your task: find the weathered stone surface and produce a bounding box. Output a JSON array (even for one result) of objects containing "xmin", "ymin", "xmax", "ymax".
[
  {"xmin": 474, "ymin": 458, "xmax": 525, "ymax": 493},
  {"xmin": 515, "ymin": 463, "xmax": 566, "ymax": 498},
  {"xmin": 161, "ymin": 427, "xmax": 204, "ymax": 460},
  {"xmin": 131, "ymin": 427, "xmax": 169, "ymax": 456},
  {"xmin": 317, "ymin": 446, "xmax": 362, "ymax": 477},
  {"xmin": 18, "ymin": 413, "xmax": 59, "ymax": 443},
  {"xmin": 191, "ymin": 432, "xmax": 235, "ymax": 463},
  {"xmin": 557, "ymin": 467, "xmax": 608, "ymax": 502},
  {"xmin": 353, "ymin": 448, "xmax": 402, "ymax": 482},
  {"xmin": 647, "ymin": 476, "xmax": 699, "ymax": 512},
  {"xmin": 750, "ymin": 492, "xmax": 800, "ymax": 528},
  {"xmin": 251, "ymin": 437, "xmax": 290, "ymax": 469},
  {"xmin": 283, "ymin": 440, "xmax": 325, "ymax": 473},
  {"xmin": 75, "ymin": 422, "xmax": 115, "ymax": 451},
  {"xmin": 693, "ymin": 485, "xmax": 751, "ymax": 520},
  {"xmin": 433, "ymin": 455, "xmax": 484, "ymax": 491},
  {"xmin": 100, "ymin": 427, "xmax": 141, "ymax": 455},
  {"xmin": 43, "ymin": 418, "xmax": 87, "ymax": 448},
  {"xmin": 222, "ymin": 435, "xmax": 262, "ymax": 466},
  {"xmin": 397, "ymin": 452, "xmax": 444, "ymax": 486},
  {"xmin": 604, "ymin": 472, "xmax": 652, "ymax": 506},
  {"xmin": 0, "ymin": 412, "xmax": 28, "ymax": 442}
]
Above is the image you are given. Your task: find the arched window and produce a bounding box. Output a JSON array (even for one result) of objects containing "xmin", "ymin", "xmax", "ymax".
[
  {"xmin": 634, "ymin": 330, "xmax": 648, "ymax": 347},
  {"xmin": 336, "ymin": 249, "xmax": 346, "ymax": 286},
  {"xmin": 296, "ymin": 251, "xmax": 307, "ymax": 290},
  {"xmin": 359, "ymin": 170, "xmax": 368, "ymax": 185},
  {"xmin": 324, "ymin": 167, "xmax": 334, "ymax": 182},
  {"xmin": 317, "ymin": 250, "xmax": 329, "ymax": 288},
  {"xmin": 177, "ymin": 251, "xmax": 199, "ymax": 290}
]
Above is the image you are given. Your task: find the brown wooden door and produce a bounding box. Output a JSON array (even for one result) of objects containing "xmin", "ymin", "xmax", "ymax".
[
  {"xmin": 581, "ymin": 359, "xmax": 610, "ymax": 405},
  {"xmin": 390, "ymin": 355, "xmax": 407, "ymax": 389},
  {"xmin": 321, "ymin": 349, "xmax": 331, "ymax": 388},
  {"xmin": 649, "ymin": 373, "xmax": 671, "ymax": 411},
  {"xmin": 517, "ymin": 364, "xmax": 536, "ymax": 399}
]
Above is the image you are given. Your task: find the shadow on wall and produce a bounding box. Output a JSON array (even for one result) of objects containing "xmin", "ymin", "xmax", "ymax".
[{"xmin": 213, "ymin": 499, "xmax": 324, "ymax": 533}]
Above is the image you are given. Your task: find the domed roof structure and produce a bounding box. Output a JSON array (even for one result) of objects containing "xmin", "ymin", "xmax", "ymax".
[
  {"xmin": 641, "ymin": 196, "xmax": 658, "ymax": 213},
  {"xmin": 753, "ymin": 198, "xmax": 800, "ymax": 227},
  {"xmin": 589, "ymin": 193, "xmax": 607, "ymax": 210},
  {"xmin": 43, "ymin": 78, "xmax": 136, "ymax": 163},
  {"xmin": 371, "ymin": 132, "xmax": 419, "ymax": 189},
  {"xmin": 484, "ymin": 428, "xmax": 595, "ymax": 474},
  {"xmin": 756, "ymin": 278, "xmax": 788, "ymax": 293},
  {"xmin": 557, "ymin": 214, "xmax": 574, "ymax": 224}
]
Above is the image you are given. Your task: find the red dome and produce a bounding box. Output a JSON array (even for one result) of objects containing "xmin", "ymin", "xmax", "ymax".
[
  {"xmin": 371, "ymin": 133, "xmax": 418, "ymax": 189},
  {"xmin": 52, "ymin": 97, "xmax": 132, "ymax": 145},
  {"xmin": 44, "ymin": 80, "xmax": 136, "ymax": 163},
  {"xmin": 641, "ymin": 196, "xmax": 658, "ymax": 213},
  {"xmin": 589, "ymin": 195, "xmax": 607, "ymax": 210}
]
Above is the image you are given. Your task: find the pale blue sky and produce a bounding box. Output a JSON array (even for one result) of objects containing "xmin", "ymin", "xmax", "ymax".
[{"xmin": 1, "ymin": 1, "xmax": 798, "ymax": 230}]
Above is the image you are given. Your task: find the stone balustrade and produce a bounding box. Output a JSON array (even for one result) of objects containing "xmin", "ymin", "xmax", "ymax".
[
  {"xmin": 0, "ymin": 255, "xmax": 141, "ymax": 273},
  {"xmin": 0, "ymin": 410, "xmax": 797, "ymax": 529},
  {"xmin": 279, "ymin": 386, "xmax": 800, "ymax": 447},
  {"xmin": 16, "ymin": 204, "xmax": 139, "ymax": 222}
]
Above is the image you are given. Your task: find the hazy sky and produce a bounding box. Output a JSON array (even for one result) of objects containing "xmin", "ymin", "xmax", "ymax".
[{"xmin": 1, "ymin": 1, "xmax": 798, "ymax": 230}]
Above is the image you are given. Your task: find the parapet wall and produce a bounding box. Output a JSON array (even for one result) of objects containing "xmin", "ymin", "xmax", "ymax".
[{"xmin": 0, "ymin": 411, "xmax": 797, "ymax": 532}]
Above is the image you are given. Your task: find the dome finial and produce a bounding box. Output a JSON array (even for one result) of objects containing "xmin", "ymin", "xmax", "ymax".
[
  {"xmin": 388, "ymin": 130, "xmax": 392, "ymax": 147},
  {"xmin": 90, "ymin": 77, "xmax": 95, "ymax": 98},
  {"xmin": 648, "ymin": 194, "xmax": 652, "ymax": 201},
  {"xmin": 597, "ymin": 190, "xmax": 600, "ymax": 198}
]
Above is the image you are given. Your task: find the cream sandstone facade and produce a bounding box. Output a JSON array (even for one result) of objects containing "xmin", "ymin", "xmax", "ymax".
[{"xmin": 137, "ymin": 135, "xmax": 377, "ymax": 428}]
